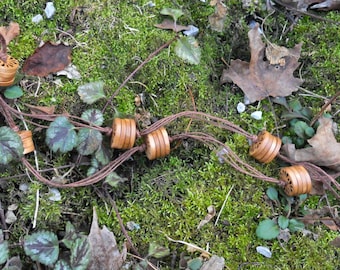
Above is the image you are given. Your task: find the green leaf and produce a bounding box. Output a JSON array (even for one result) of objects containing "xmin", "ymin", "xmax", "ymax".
[
  {"xmin": 175, "ymin": 36, "xmax": 201, "ymax": 65},
  {"xmin": 160, "ymin": 8, "xmax": 184, "ymax": 22},
  {"xmin": 0, "ymin": 240, "xmax": 9, "ymax": 264},
  {"xmin": 95, "ymin": 144, "xmax": 111, "ymax": 166},
  {"xmin": 46, "ymin": 117, "xmax": 78, "ymax": 153},
  {"xmin": 304, "ymin": 127, "xmax": 315, "ymax": 138},
  {"xmin": 266, "ymin": 187, "xmax": 278, "ymax": 201},
  {"xmin": 104, "ymin": 172, "xmax": 128, "ymax": 188},
  {"xmin": 70, "ymin": 237, "xmax": 91, "ymax": 270},
  {"xmin": 187, "ymin": 257, "xmax": 203, "ymax": 270},
  {"xmin": 293, "ymin": 121, "xmax": 310, "ymax": 139},
  {"xmin": 0, "ymin": 126, "xmax": 23, "ymax": 164},
  {"xmin": 281, "ymin": 136, "xmax": 292, "ymax": 145},
  {"xmin": 278, "ymin": 215, "xmax": 289, "ymax": 229},
  {"xmin": 289, "ymin": 99, "xmax": 302, "ymax": 112},
  {"xmin": 24, "ymin": 231, "xmax": 59, "ymax": 266},
  {"xmin": 4, "ymin": 86, "xmax": 23, "ymax": 99},
  {"xmin": 256, "ymin": 219, "xmax": 280, "ymax": 240},
  {"xmin": 148, "ymin": 242, "xmax": 170, "ymax": 259},
  {"xmin": 282, "ymin": 112, "xmax": 310, "ymax": 122},
  {"xmin": 77, "ymin": 81, "xmax": 106, "ymax": 104},
  {"xmin": 62, "ymin": 222, "xmax": 78, "ymax": 249},
  {"xmin": 288, "ymin": 219, "xmax": 305, "ymax": 232},
  {"xmin": 76, "ymin": 128, "xmax": 102, "ymax": 155},
  {"xmin": 81, "ymin": 109, "xmax": 104, "ymax": 126},
  {"xmin": 54, "ymin": 260, "xmax": 72, "ymax": 270}
]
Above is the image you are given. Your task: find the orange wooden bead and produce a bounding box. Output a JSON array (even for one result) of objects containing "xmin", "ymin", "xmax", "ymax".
[
  {"xmin": 144, "ymin": 127, "xmax": 170, "ymax": 160},
  {"xmin": 111, "ymin": 118, "xmax": 136, "ymax": 149},
  {"xmin": 0, "ymin": 56, "xmax": 19, "ymax": 87},
  {"xmin": 17, "ymin": 130, "xmax": 35, "ymax": 154},
  {"xmin": 249, "ymin": 131, "xmax": 281, "ymax": 163},
  {"xmin": 280, "ymin": 165, "xmax": 312, "ymax": 196}
]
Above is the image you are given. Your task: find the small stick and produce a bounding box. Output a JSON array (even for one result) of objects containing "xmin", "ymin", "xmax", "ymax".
[{"xmin": 215, "ymin": 184, "xmax": 234, "ymax": 226}]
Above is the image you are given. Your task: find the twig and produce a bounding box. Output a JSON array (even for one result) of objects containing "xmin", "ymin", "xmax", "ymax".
[
  {"xmin": 102, "ymin": 36, "xmax": 178, "ymax": 113},
  {"xmin": 33, "ymin": 188, "xmax": 39, "ymax": 229},
  {"xmin": 215, "ymin": 185, "xmax": 234, "ymax": 226}
]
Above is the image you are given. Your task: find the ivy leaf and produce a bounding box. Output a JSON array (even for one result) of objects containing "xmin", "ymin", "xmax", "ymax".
[
  {"xmin": 4, "ymin": 86, "xmax": 23, "ymax": 99},
  {"xmin": 24, "ymin": 231, "xmax": 59, "ymax": 266},
  {"xmin": 54, "ymin": 260, "xmax": 72, "ymax": 270},
  {"xmin": 76, "ymin": 128, "xmax": 102, "ymax": 155},
  {"xmin": 95, "ymin": 145, "xmax": 111, "ymax": 166},
  {"xmin": 46, "ymin": 116, "xmax": 78, "ymax": 153},
  {"xmin": 278, "ymin": 215, "xmax": 289, "ymax": 229},
  {"xmin": 256, "ymin": 219, "xmax": 280, "ymax": 240},
  {"xmin": 81, "ymin": 109, "xmax": 104, "ymax": 126},
  {"xmin": 0, "ymin": 126, "xmax": 23, "ymax": 164},
  {"xmin": 288, "ymin": 219, "xmax": 305, "ymax": 232},
  {"xmin": 148, "ymin": 242, "xmax": 170, "ymax": 259},
  {"xmin": 266, "ymin": 187, "xmax": 278, "ymax": 201},
  {"xmin": 62, "ymin": 222, "xmax": 78, "ymax": 249},
  {"xmin": 77, "ymin": 81, "xmax": 106, "ymax": 104},
  {"xmin": 160, "ymin": 8, "xmax": 184, "ymax": 22},
  {"xmin": 293, "ymin": 121, "xmax": 310, "ymax": 139},
  {"xmin": 175, "ymin": 36, "xmax": 201, "ymax": 65},
  {"xmin": 70, "ymin": 237, "xmax": 91, "ymax": 270},
  {"xmin": 0, "ymin": 231, "xmax": 9, "ymax": 264}
]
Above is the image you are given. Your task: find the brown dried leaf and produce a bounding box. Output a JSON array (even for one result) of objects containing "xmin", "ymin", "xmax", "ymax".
[
  {"xmin": 321, "ymin": 217, "xmax": 340, "ymax": 231},
  {"xmin": 87, "ymin": 207, "xmax": 127, "ymax": 270},
  {"xmin": 281, "ymin": 0, "xmax": 340, "ymax": 11},
  {"xmin": 26, "ymin": 104, "xmax": 55, "ymax": 115},
  {"xmin": 208, "ymin": 0, "xmax": 227, "ymax": 32},
  {"xmin": 282, "ymin": 117, "xmax": 340, "ymax": 171},
  {"xmin": 0, "ymin": 22, "xmax": 20, "ymax": 45},
  {"xmin": 200, "ymin": 255, "xmax": 225, "ymax": 270},
  {"xmin": 23, "ymin": 41, "xmax": 72, "ymax": 77},
  {"xmin": 197, "ymin": 205, "xmax": 216, "ymax": 229},
  {"xmin": 330, "ymin": 236, "xmax": 340, "ymax": 248},
  {"xmin": 221, "ymin": 23, "xmax": 303, "ymax": 103},
  {"xmin": 155, "ymin": 19, "xmax": 190, "ymax": 32}
]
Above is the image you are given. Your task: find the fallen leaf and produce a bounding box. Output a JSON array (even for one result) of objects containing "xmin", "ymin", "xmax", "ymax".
[
  {"xmin": 26, "ymin": 104, "xmax": 56, "ymax": 115},
  {"xmin": 208, "ymin": 0, "xmax": 227, "ymax": 32},
  {"xmin": 155, "ymin": 19, "xmax": 190, "ymax": 32},
  {"xmin": 282, "ymin": 117, "xmax": 340, "ymax": 171},
  {"xmin": 280, "ymin": 0, "xmax": 340, "ymax": 11},
  {"xmin": 0, "ymin": 22, "xmax": 20, "ymax": 45},
  {"xmin": 23, "ymin": 41, "xmax": 72, "ymax": 77},
  {"xmin": 330, "ymin": 236, "xmax": 340, "ymax": 248},
  {"xmin": 200, "ymin": 255, "xmax": 225, "ymax": 270},
  {"xmin": 56, "ymin": 64, "xmax": 81, "ymax": 80},
  {"xmin": 87, "ymin": 207, "xmax": 127, "ymax": 270},
  {"xmin": 221, "ymin": 23, "xmax": 303, "ymax": 103},
  {"xmin": 321, "ymin": 217, "xmax": 340, "ymax": 231},
  {"xmin": 197, "ymin": 205, "xmax": 216, "ymax": 229}
]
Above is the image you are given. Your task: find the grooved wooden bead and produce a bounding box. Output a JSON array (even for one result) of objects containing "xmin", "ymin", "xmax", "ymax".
[
  {"xmin": 17, "ymin": 130, "xmax": 35, "ymax": 154},
  {"xmin": 249, "ymin": 131, "xmax": 282, "ymax": 163},
  {"xmin": 111, "ymin": 118, "xmax": 136, "ymax": 149},
  {"xmin": 0, "ymin": 56, "xmax": 19, "ymax": 87},
  {"xmin": 144, "ymin": 127, "xmax": 170, "ymax": 160},
  {"xmin": 280, "ymin": 165, "xmax": 312, "ymax": 196}
]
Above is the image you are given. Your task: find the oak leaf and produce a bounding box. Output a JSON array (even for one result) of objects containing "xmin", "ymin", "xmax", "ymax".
[
  {"xmin": 0, "ymin": 22, "xmax": 20, "ymax": 45},
  {"xmin": 221, "ymin": 23, "xmax": 303, "ymax": 103},
  {"xmin": 23, "ymin": 41, "xmax": 72, "ymax": 77},
  {"xmin": 155, "ymin": 19, "xmax": 190, "ymax": 32},
  {"xmin": 282, "ymin": 117, "xmax": 340, "ymax": 171}
]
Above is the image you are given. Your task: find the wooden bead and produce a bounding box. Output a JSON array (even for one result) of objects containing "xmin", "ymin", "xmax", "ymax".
[
  {"xmin": 111, "ymin": 118, "xmax": 136, "ymax": 149},
  {"xmin": 0, "ymin": 56, "xmax": 19, "ymax": 87},
  {"xmin": 280, "ymin": 165, "xmax": 312, "ymax": 196},
  {"xmin": 17, "ymin": 130, "xmax": 35, "ymax": 155},
  {"xmin": 249, "ymin": 131, "xmax": 281, "ymax": 163},
  {"xmin": 144, "ymin": 127, "xmax": 170, "ymax": 160}
]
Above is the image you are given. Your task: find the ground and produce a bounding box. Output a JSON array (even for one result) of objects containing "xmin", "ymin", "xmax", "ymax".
[{"xmin": 0, "ymin": 0, "xmax": 340, "ymax": 269}]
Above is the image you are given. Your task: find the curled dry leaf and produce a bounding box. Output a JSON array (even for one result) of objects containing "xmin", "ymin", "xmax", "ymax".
[
  {"xmin": 197, "ymin": 205, "xmax": 216, "ymax": 229},
  {"xmin": 26, "ymin": 104, "xmax": 56, "ymax": 115},
  {"xmin": 23, "ymin": 41, "xmax": 72, "ymax": 77},
  {"xmin": 87, "ymin": 207, "xmax": 127, "ymax": 270},
  {"xmin": 208, "ymin": 0, "xmax": 227, "ymax": 32},
  {"xmin": 282, "ymin": 117, "xmax": 340, "ymax": 171},
  {"xmin": 221, "ymin": 23, "xmax": 303, "ymax": 103},
  {"xmin": 200, "ymin": 255, "xmax": 225, "ymax": 270},
  {"xmin": 155, "ymin": 19, "xmax": 190, "ymax": 32},
  {"xmin": 0, "ymin": 22, "xmax": 20, "ymax": 45}
]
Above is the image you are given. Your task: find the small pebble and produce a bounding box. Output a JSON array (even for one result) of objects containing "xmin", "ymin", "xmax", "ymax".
[
  {"xmin": 19, "ymin": 183, "xmax": 29, "ymax": 192},
  {"xmin": 256, "ymin": 246, "xmax": 272, "ymax": 258},
  {"xmin": 48, "ymin": 188, "xmax": 61, "ymax": 201},
  {"xmin": 32, "ymin": 14, "xmax": 43, "ymax": 24},
  {"xmin": 44, "ymin": 2, "xmax": 56, "ymax": 19},
  {"xmin": 183, "ymin": 25, "xmax": 199, "ymax": 37},
  {"xmin": 251, "ymin": 111, "xmax": 262, "ymax": 120},
  {"xmin": 236, "ymin": 102, "xmax": 246, "ymax": 113}
]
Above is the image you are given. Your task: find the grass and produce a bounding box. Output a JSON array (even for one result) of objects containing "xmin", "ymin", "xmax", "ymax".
[{"xmin": 0, "ymin": 0, "xmax": 340, "ymax": 268}]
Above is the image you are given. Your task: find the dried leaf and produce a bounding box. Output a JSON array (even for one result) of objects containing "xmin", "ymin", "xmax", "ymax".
[
  {"xmin": 23, "ymin": 41, "xmax": 72, "ymax": 77},
  {"xmin": 200, "ymin": 255, "xmax": 225, "ymax": 270},
  {"xmin": 197, "ymin": 205, "xmax": 216, "ymax": 229},
  {"xmin": 87, "ymin": 207, "xmax": 127, "ymax": 270},
  {"xmin": 155, "ymin": 19, "xmax": 190, "ymax": 32},
  {"xmin": 321, "ymin": 217, "xmax": 340, "ymax": 231},
  {"xmin": 282, "ymin": 117, "xmax": 340, "ymax": 171},
  {"xmin": 0, "ymin": 22, "xmax": 20, "ymax": 45},
  {"xmin": 208, "ymin": 0, "xmax": 227, "ymax": 32},
  {"xmin": 165, "ymin": 235, "xmax": 211, "ymax": 258},
  {"xmin": 330, "ymin": 236, "xmax": 340, "ymax": 248},
  {"xmin": 26, "ymin": 104, "xmax": 56, "ymax": 115},
  {"xmin": 221, "ymin": 23, "xmax": 303, "ymax": 103}
]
